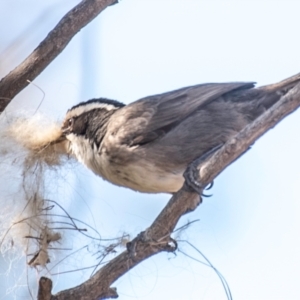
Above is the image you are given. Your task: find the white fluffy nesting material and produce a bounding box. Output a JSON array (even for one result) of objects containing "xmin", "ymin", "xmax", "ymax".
[
  {"xmin": 0, "ymin": 112, "xmax": 69, "ymax": 266},
  {"xmin": 6, "ymin": 113, "xmax": 68, "ymax": 166},
  {"xmin": 8, "ymin": 114, "xmax": 62, "ymax": 150}
]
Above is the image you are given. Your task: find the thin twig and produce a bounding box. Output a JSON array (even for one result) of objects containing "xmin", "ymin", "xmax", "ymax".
[{"xmin": 0, "ymin": 0, "xmax": 117, "ymax": 113}]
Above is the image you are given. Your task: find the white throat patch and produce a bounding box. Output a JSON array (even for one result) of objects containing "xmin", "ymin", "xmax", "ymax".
[{"xmin": 67, "ymin": 133, "xmax": 99, "ymax": 173}]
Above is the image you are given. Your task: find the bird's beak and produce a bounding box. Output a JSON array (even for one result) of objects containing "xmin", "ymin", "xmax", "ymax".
[
  {"xmin": 48, "ymin": 132, "xmax": 70, "ymax": 155},
  {"xmin": 50, "ymin": 133, "xmax": 67, "ymax": 145}
]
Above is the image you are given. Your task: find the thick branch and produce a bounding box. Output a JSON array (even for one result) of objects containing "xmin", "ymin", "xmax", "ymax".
[
  {"xmin": 45, "ymin": 84, "xmax": 300, "ymax": 299},
  {"xmin": 0, "ymin": 0, "xmax": 117, "ymax": 113}
]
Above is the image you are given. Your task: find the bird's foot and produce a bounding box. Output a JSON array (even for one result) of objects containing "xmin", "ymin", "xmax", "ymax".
[{"xmin": 183, "ymin": 144, "xmax": 223, "ymax": 195}]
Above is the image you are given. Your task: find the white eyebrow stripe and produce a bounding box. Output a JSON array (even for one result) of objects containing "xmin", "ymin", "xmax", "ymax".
[{"xmin": 69, "ymin": 102, "xmax": 119, "ymax": 117}]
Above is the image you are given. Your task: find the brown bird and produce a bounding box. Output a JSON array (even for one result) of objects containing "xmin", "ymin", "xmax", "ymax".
[{"xmin": 57, "ymin": 73, "xmax": 300, "ymax": 193}]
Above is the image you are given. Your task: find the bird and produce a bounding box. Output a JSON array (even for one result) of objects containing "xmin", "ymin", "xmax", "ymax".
[{"xmin": 57, "ymin": 73, "xmax": 300, "ymax": 194}]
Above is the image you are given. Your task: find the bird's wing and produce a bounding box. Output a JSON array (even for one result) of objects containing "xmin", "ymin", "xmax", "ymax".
[{"xmin": 107, "ymin": 82, "xmax": 255, "ymax": 147}]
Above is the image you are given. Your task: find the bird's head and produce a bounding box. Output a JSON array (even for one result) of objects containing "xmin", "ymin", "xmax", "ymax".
[
  {"xmin": 52, "ymin": 98, "xmax": 125, "ymax": 166},
  {"xmin": 61, "ymin": 98, "xmax": 124, "ymax": 139},
  {"xmin": 49, "ymin": 98, "xmax": 124, "ymax": 156}
]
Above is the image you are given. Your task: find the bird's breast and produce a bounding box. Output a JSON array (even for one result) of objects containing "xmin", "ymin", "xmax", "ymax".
[
  {"xmin": 98, "ymin": 150, "xmax": 185, "ymax": 193},
  {"xmin": 68, "ymin": 134, "xmax": 184, "ymax": 193}
]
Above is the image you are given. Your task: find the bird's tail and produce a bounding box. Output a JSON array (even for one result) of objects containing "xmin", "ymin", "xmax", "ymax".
[
  {"xmin": 259, "ymin": 72, "xmax": 300, "ymax": 93},
  {"xmin": 257, "ymin": 72, "xmax": 300, "ymax": 112},
  {"xmin": 240, "ymin": 72, "xmax": 300, "ymax": 121}
]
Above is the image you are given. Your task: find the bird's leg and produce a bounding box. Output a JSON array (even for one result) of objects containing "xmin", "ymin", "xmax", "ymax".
[{"xmin": 183, "ymin": 144, "xmax": 223, "ymax": 194}]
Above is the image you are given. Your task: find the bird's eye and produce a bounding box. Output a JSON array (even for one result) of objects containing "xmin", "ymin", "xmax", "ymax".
[{"xmin": 68, "ymin": 118, "xmax": 74, "ymax": 127}]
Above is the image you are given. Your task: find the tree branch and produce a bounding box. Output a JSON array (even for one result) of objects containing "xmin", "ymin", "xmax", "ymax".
[
  {"xmin": 0, "ymin": 0, "xmax": 117, "ymax": 113},
  {"xmin": 39, "ymin": 83, "xmax": 300, "ymax": 299}
]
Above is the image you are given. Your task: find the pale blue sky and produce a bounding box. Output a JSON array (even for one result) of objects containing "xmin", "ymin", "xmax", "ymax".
[{"xmin": 1, "ymin": 1, "xmax": 300, "ymax": 299}]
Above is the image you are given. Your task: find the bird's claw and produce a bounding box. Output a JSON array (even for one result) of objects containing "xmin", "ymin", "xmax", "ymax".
[
  {"xmin": 183, "ymin": 164, "xmax": 204, "ymax": 194},
  {"xmin": 183, "ymin": 145, "xmax": 222, "ymax": 195}
]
